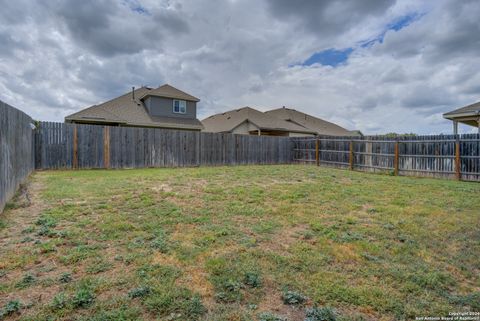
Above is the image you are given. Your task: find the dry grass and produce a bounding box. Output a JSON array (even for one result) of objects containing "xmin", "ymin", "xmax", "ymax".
[{"xmin": 0, "ymin": 165, "xmax": 479, "ymax": 321}]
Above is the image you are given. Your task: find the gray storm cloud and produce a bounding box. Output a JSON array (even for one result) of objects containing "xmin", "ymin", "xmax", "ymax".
[{"xmin": 0, "ymin": 0, "xmax": 479, "ymax": 134}]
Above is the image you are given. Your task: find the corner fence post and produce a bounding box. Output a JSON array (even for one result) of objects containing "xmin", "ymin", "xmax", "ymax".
[
  {"xmin": 73, "ymin": 125, "xmax": 78, "ymax": 169},
  {"xmin": 349, "ymin": 140, "xmax": 354, "ymax": 170},
  {"xmin": 455, "ymin": 136, "xmax": 461, "ymax": 180},
  {"xmin": 315, "ymin": 138, "xmax": 319, "ymax": 166},
  {"xmin": 394, "ymin": 140, "xmax": 399, "ymax": 176}
]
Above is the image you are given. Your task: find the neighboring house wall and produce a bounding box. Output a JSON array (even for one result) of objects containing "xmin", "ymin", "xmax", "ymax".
[
  {"xmin": 144, "ymin": 96, "xmax": 197, "ymax": 119},
  {"xmin": 289, "ymin": 132, "xmax": 314, "ymax": 137},
  {"xmin": 231, "ymin": 121, "xmax": 261, "ymax": 135},
  {"xmin": 230, "ymin": 121, "xmax": 313, "ymax": 137}
]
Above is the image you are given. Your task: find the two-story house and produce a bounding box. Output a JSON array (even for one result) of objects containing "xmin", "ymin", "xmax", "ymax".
[{"xmin": 65, "ymin": 84, "xmax": 204, "ymax": 131}]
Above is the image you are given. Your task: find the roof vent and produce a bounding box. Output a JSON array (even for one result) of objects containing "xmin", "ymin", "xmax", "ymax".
[{"xmin": 132, "ymin": 86, "xmax": 135, "ymax": 100}]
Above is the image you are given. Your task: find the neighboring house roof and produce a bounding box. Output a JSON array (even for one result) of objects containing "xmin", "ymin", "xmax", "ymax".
[
  {"xmin": 140, "ymin": 84, "xmax": 200, "ymax": 102},
  {"xmin": 65, "ymin": 85, "xmax": 203, "ymax": 130},
  {"xmin": 443, "ymin": 101, "xmax": 480, "ymax": 119},
  {"xmin": 265, "ymin": 107, "xmax": 359, "ymax": 136},
  {"xmin": 202, "ymin": 107, "xmax": 317, "ymax": 134},
  {"xmin": 348, "ymin": 130, "xmax": 364, "ymax": 137}
]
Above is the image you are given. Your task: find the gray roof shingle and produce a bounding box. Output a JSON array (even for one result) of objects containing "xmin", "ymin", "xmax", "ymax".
[
  {"xmin": 65, "ymin": 85, "xmax": 203, "ymax": 130},
  {"xmin": 202, "ymin": 107, "xmax": 317, "ymax": 134},
  {"xmin": 266, "ymin": 107, "xmax": 359, "ymax": 136},
  {"xmin": 443, "ymin": 101, "xmax": 480, "ymax": 118},
  {"xmin": 140, "ymin": 84, "xmax": 200, "ymax": 102}
]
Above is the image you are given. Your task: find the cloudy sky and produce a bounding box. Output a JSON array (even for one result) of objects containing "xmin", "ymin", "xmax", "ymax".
[{"xmin": 0, "ymin": 0, "xmax": 479, "ymax": 134}]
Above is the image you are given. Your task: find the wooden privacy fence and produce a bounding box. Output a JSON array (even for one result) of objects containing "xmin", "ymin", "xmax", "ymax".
[
  {"xmin": 0, "ymin": 100, "xmax": 35, "ymax": 213},
  {"xmin": 292, "ymin": 135, "xmax": 480, "ymax": 181},
  {"xmin": 32, "ymin": 122, "xmax": 480, "ymax": 181},
  {"xmin": 34, "ymin": 122, "xmax": 293, "ymax": 169}
]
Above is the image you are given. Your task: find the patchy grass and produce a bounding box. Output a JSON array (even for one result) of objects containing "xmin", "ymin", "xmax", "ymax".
[{"xmin": 0, "ymin": 165, "xmax": 479, "ymax": 320}]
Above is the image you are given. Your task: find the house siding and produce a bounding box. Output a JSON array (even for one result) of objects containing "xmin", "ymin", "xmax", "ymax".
[
  {"xmin": 289, "ymin": 132, "xmax": 315, "ymax": 137},
  {"xmin": 231, "ymin": 121, "xmax": 257, "ymax": 135},
  {"xmin": 229, "ymin": 121, "xmax": 314, "ymax": 136},
  {"xmin": 145, "ymin": 96, "xmax": 197, "ymax": 119}
]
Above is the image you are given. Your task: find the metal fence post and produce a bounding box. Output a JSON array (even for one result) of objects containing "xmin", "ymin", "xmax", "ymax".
[{"xmin": 315, "ymin": 138, "xmax": 319, "ymax": 166}]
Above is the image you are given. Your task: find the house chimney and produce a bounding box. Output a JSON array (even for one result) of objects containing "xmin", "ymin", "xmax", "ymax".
[{"xmin": 132, "ymin": 86, "xmax": 135, "ymax": 100}]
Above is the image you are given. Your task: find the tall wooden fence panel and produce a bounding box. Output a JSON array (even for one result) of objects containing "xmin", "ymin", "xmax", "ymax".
[
  {"xmin": 34, "ymin": 122, "xmax": 293, "ymax": 170},
  {"xmin": 34, "ymin": 122, "xmax": 480, "ymax": 181},
  {"xmin": 291, "ymin": 134, "xmax": 480, "ymax": 181},
  {"xmin": 0, "ymin": 100, "xmax": 34, "ymax": 213}
]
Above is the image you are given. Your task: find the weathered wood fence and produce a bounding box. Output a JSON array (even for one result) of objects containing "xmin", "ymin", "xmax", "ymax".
[
  {"xmin": 34, "ymin": 122, "xmax": 480, "ymax": 181},
  {"xmin": 0, "ymin": 100, "xmax": 35, "ymax": 212},
  {"xmin": 292, "ymin": 135, "xmax": 480, "ymax": 181},
  {"xmin": 34, "ymin": 122, "xmax": 293, "ymax": 169},
  {"xmin": 4, "ymin": 113, "xmax": 480, "ymax": 213}
]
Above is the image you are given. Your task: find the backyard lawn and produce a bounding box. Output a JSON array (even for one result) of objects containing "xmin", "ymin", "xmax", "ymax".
[{"xmin": 0, "ymin": 165, "xmax": 479, "ymax": 321}]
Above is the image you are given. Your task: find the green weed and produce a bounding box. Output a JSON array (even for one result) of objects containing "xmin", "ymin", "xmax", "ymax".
[{"xmin": 0, "ymin": 300, "xmax": 22, "ymax": 318}]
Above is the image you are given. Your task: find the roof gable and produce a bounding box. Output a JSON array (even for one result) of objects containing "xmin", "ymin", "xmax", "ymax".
[
  {"xmin": 265, "ymin": 107, "xmax": 357, "ymax": 136},
  {"xmin": 443, "ymin": 101, "xmax": 480, "ymax": 118},
  {"xmin": 65, "ymin": 85, "xmax": 203, "ymax": 130},
  {"xmin": 202, "ymin": 107, "xmax": 316, "ymax": 134},
  {"xmin": 140, "ymin": 84, "xmax": 200, "ymax": 102}
]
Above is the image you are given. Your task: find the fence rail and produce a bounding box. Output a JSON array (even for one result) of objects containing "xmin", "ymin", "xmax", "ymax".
[
  {"xmin": 292, "ymin": 135, "xmax": 480, "ymax": 181},
  {"xmin": 3, "ymin": 114, "xmax": 480, "ymax": 214},
  {"xmin": 34, "ymin": 122, "xmax": 480, "ymax": 181},
  {"xmin": 0, "ymin": 101, "xmax": 34, "ymax": 213},
  {"xmin": 34, "ymin": 122, "xmax": 293, "ymax": 169}
]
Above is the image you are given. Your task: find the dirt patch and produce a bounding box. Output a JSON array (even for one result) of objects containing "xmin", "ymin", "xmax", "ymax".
[
  {"xmin": 151, "ymin": 183, "xmax": 173, "ymax": 193},
  {"xmin": 330, "ymin": 242, "xmax": 361, "ymax": 263},
  {"xmin": 0, "ymin": 176, "xmax": 54, "ymax": 307},
  {"xmin": 256, "ymin": 279, "xmax": 306, "ymax": 320},
  {"xmin": 0, "ymin": 178, "xmax": 48, "ymax": 251},
  {"xmin": 177, "ymin": 265, "xmax": 215, "ymax": 305},
  {"xmin": 170, "ymin": 223, "xmax": 199, "ymax": 246},
  {"xmin": 151, "ymin": 179, "xmax": 208, "ymax": 194},
  {"xmin": 153, "ymin": 252, "xmax": 215, "ymax": 308},
  {"xmin": 258, "ymin": 224, "xmax": 309, "ymax": 255}
]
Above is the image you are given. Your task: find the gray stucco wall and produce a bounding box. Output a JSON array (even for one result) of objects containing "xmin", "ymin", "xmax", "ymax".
[{"xmin": 144, "ymin": 96, "xmax": 197, "ymax": 119}]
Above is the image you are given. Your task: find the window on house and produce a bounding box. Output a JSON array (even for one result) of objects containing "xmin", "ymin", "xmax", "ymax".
[{"xmin": 173, "ymin": 100, "xmax": 186, "ymax": 114}]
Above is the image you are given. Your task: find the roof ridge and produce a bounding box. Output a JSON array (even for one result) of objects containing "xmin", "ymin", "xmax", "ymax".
[
  {"xmin": 443, "ymin": 101, "xmax": 480, "ymax": 116},
  {"xmin": 65, "ymin": 87, "xmax": 148, "ymax": 119},
  {"xmin": 145, "ymin": 84, "xmax": 200, "ymax": 102}
]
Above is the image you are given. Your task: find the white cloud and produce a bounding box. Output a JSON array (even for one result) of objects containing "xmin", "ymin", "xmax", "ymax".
[{"xmin": 0, "ymin": 0, "xmax": 479, "ymax": 134}]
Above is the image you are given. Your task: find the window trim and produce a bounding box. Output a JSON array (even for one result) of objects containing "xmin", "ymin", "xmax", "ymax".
[{"xmin": 173, "ymin": 99, "xmax": 187, "ymax": 114}]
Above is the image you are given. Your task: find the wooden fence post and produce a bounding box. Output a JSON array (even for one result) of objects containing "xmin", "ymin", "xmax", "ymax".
[
  {"xmin": 455, "ymin": 137, "xmax": 461, "ymax": 180},
  {"xmin": 394, "ymin": 141, "xmax": 399, "ymax": 176},
  {"xmin": 73, "ymin": 125, "xmax": 78, "ymax": 169},
  {"xmin": 104, "ymin": 126, "xmax": 110, "ymax": 169},
  {"xmin": 349, "ymin": 140, "xmax": 354, "ymax": 170},
  {"xmin": 315, "ymin": 138, "xmax": 319, "ymax": 166}
]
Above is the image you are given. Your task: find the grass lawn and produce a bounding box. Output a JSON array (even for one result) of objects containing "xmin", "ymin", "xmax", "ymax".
[{"xmin": 0, "ymin": 165, "xmax": 479, "ymax": 321}]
